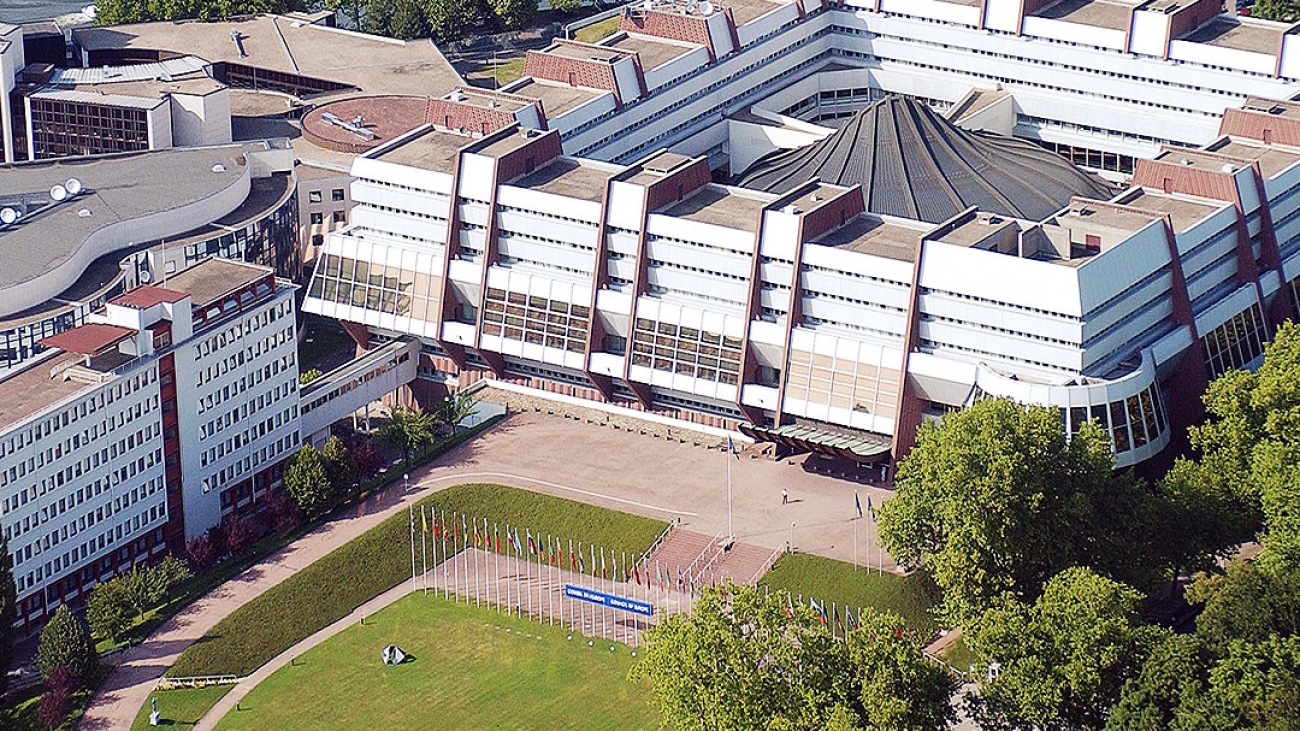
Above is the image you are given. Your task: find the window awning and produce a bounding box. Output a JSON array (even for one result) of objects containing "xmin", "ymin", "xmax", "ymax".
[{"xmin": 738, "ymin": 423, "xmax": 892, "ymax": 463}]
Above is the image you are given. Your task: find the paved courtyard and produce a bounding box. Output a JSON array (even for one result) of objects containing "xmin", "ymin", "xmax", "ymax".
[
  {"xmin": 414, "ymin": 410, "xmax": 897, "ymax": 571},
  {"xmin": 78, "ymin": 409, "xmax": 894, "ymax": 730}
]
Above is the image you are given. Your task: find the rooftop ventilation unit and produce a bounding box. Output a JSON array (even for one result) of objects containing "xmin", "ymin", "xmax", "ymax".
[{"xmin": 231, "ymin": 29, "xmax": 247, "ymax": 58}]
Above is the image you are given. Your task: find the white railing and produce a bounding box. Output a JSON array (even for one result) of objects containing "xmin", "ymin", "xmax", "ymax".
[{"xmin": 155, "ymin": 674, "xmax": 240, "ymax": 690}]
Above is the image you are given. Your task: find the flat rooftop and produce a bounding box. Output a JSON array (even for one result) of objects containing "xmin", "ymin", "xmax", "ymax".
[
  {"xmin": 660, "ymin": 185, "xmax": 773, "ymax": 231},
  {"xmin": 605, "ymin": 33, "xmax": 698, "ymax": 70},
  {"xmin": 1053, "ymin": 200, "xmax": 1161, "ymax": 236},
  {"xmin": 1123, "ymin": 190, "xmax": 1223, "ymax": 232},
  {"xmin": 542, "ymin": 41, "xmax": 631, "ymax": 63},
  {"xmin": 0, "ymin": 145, "xmax": 249, "ymax": 317},
  {"xmin": 163, "ymin": 257, "xmax": 272, "ymax": 309},
  {"xmin": 1181, "ymin": 17, "xmax": 1282, "ymax": 54},
  {"xmin": 0, "ymin": 352, "xmax": 96, "ymax": 433},
  {"xmin": 717, "ymin": 0, "xmax": 791, "ymax": 25},
  {"xmin": 1031, "ymin": 0, "xmax": 1132, "ymax": 31},
  {"xmin": 511, "ymin": 158, "xmax": 613, "ymax": 202},
  {"xmin": 1240, "ymin": 96, "xmax": 1300, "ymax": 121},
  {"xmin": 933, "ymin": 215, "xmax": 1021, "ymax": 248},
  {"xmin": 948, "ymin": 88, "xmax": 1011, "ymax": 123},
  {"xmin": 64, "ymin": 75, "xmax": 227, "ymax": 100},
  {"xmin": 373, "ymin": 127, "xmax": 471, "ymax": 172},
  {"xmin": 72, "ymin": 15, "xmax": 463, "ymax": 99},
  {"xmin": 472, "ymin": 127, "xmax": 550, "ymax": 159},
  {"xmin": 810, "ymin": 214, "xmax": 923, "ymax": 261},
  {"xmin": 1152, "ymin": 147, "xmax": 1247, "ymax": 174},
  {"xmin": 508, "ymin": 78, "xmax": 604, "ymax": 118},
  {"xmin": 1210, "ymin": 138, "xmax": 1300, "ymax": 178},
  {"xmin": 623, "ymin": 150, "xmax": 697, "ymax": 187},
  {"xmin": 448, "ymin": 88, "xmax": 537, "ymax": 114}
]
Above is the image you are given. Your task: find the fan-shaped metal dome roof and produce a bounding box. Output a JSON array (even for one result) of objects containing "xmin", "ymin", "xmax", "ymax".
[{"xmin": 733, "ymin": 96, "xmax": 1114, "ymax": 224}]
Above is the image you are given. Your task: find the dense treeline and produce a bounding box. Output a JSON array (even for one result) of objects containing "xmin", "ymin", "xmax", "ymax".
[{"xmin": 95, "ymin": 0, "xmax": 578, "ymax": 42}]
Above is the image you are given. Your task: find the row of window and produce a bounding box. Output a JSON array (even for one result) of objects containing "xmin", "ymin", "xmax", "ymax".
[
  {"xmin": 1203, "ymin": 303, "xmax": 1268, "ymax": 380},
  {"xmin": 482, "ymin": 289, "xmax": 590, "ymax": 354},
  {"xmin": 630, "ymin": 318, "xmax": 741, "ymax": 384}
]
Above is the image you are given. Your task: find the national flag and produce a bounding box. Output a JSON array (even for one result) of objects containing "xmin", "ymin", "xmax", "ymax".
[
  {"xmin": 570, "ymin": 547, "xmax": 577, "ymax": 570},
  {"xmin": 845, "ymin": 607, "xmax": 856, "ymax": 630},
  {"xmin": 527, "ymin": 530, "xmax": 537, "ymax": 555},
  {"xmin": 656, "ymin": 562, "xmax": 663, "ymax": 585},
  {"xmin": 833, "ymin": 604, "xmax": 842, "ymax": 631},
  {"xmin": 854, "ymin": 491, "xmax": 863, "ymax": 520},
  {"xmin": 453, "ymin": 520, "xmax": 460, "ymax": 542},
  {"xmin": 549, "ymin": 537, "xmax": 557, "ymax": 565},
  {"xmin": 578, "ymin": 551, "xmax": 586, "ymax": 574},
  {"xmin": 893, "ymin": 626, "xmax": 903, "ymax": 640},
  {"xmin": 633, "ymin": 565, "xmax": 642, "ymax": 585},
  {"xmin": 867, "ymin": 495, "xmax": 876, "ymax": 521},
  {"xmin": 494, "ymin": 530, "xmax": 501, "ymax": 553},
  {"xmin": 421, "ymin": 509, "xmax": 428, "ymax": 534},
  {"xmin": 510, "ymin": 528, "xmax": 522, "ymax": 554},
  {"xmin": 727, "ymin": 436, "xmax": 741, "ymax": 459},
  {"xmin": 557, "ymin": 544, "xmax": 564, "ymax": 567},
  {"xmin": 810, "ymin": 597, "xmax": 827, "ymax": 625},
  {"xmin": 475, "ymin": 525, "xmax": 482, "ymax": 548},
  {"xmin": 600, "ymin": 550, "xmax": 607, "ymax": 577},
  {"xmin": 612, "ymin": 555, "xmax": 619, "ymax": 581}
]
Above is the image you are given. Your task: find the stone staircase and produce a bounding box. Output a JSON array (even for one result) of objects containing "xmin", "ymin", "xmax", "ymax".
[
  {"xmin": 712, "ymin": 541, "xmax": 779, "ymax": 586},
  {"xmin": 641, "ymin": 529, "xmax": 716, "ymax": 585}
]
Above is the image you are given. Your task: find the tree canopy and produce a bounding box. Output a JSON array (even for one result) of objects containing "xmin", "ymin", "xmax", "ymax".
[
  {"xmin": 1250, "ymin": 0, "xmax": 1300, "ymax": 22},
  {"xmin": 967, "ymin": 567, "xmax": 1164, "ymax": 731},
  {"xmin": 380, "ymin": 405, "xmax": 435, "ymax": 465},
  {"xmin": 878, "ymin": 398, "xmax": 1165, "ymax": 623},
  {"xmin": 633, "ymin": 584, "xmax": 954, "ymax": 731},
  {"xmin": 95, "ymin": 0, "xmax": 305, "ymax": 25},
  {"xmin": 35, "ymin": 605, "xmax": 96, "ymax": 686}
]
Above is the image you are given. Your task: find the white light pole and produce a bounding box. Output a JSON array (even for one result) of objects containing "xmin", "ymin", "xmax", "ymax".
[
  {"xmin": 726, "ymin": 446, "xmax": 734, "ymax": 541},
  {"xmin": 789, "ymin": 522, "xmax": 795, "ymax": 553}
]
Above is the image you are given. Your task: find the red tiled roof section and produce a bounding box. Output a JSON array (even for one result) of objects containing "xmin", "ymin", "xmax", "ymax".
[
  {"xmin": 619, "ymin": 10, "xmax": 715, "ymax": 60},
  {"xmin": 425, "ymin": 98, "xmax": 518, "ymax": 137},
  {"xmin": 110, "ymin": 285, "xmax": 188, "ymax": 308},
  {"xmin": 39, "ymin": 323, "xmax": 136, "ymax": 355}
]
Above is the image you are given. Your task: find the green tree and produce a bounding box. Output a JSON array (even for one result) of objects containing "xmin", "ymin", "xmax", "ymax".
[
  {"xmin": 1188, "ymin": 321, "xmax": 1300, "ymax": 569},
  {"xmin": 1104, "ymin": 633, "xmax": 1214, "ymax": 731},
  {"xmin": 96, "ymin": 0, "xmax": 304, "ymax": 23},
  {"xmin": 320, "ymin": 435, "xmax": 357, "ymax": 495},
  {"xmin": 632, "ymin": 584, "xmax": 852, "ymax": 731},
  {"xmin": 299, "ymin": 368, "xmax": 323, "ymax": 385},
  {"xmin": 425, "ymin": 0, "xmax": 477, "ymax": 43},
  {"xmin": 86, "ymin": 579, "xmax": 133, "ymax": 642},
  {"xmin": 35, "ymin": 605, "xmax": 96, "ymax": 686},
  {"xmin": 153, "ymin": 554, "xmax": 193, "ymax": 599},
  {"xmin": 1250, "ymin": 0, "xmax": 1300, "ymax": 22},
  {"xmin": 848, "ymin": 608, "xmax": 956, "ymax": 731},
  {"xmin": 283, "ymin": 443, "xmax": 336, "ymax": 517},
  {"xmin": 325, "ymin": 0, "xmax": 365, "ymax": 27},
  {"xmin": 878, "ymin": 398, "xmax": 1152, "ymax": 623},
  {"xmin": 1186, "ymin": 560, "xmax": 1300, "ymax": 652},
  {"xmin": 967, "ymin": 567, "xmax": 1162, "ymax": 731},
  {"xmin": 389, "ymin": 0, "xmax": 432, "ymax": 38},
  {"xmin": 120, "ymin": 564, "xmax": 166, "ymax": 621},
  {"xmin": 550, "ymin": 0, "xmax": 582, "ymax": 11},
  {"xmin": 380, "ymin": 405, "xmax": 435, "ymax": 466},
  {"xmin": 488, "ymin": 0, "xmax": 533, "ymax": 30},
  {"xmin": 1202, "ymin": 635, "xmax": 1300, "ymax": 729},
  {"xmin": 0, "ymin": 532, "xmax": 16, "ymax": 696},
  {"xmin": 436, "ymin": 390, "xmax": 478, "ymax": 436}
]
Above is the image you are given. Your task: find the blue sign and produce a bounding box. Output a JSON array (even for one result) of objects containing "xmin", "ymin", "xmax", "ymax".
[{"xmin": 563, "ymin": 584, "xmax": 654, "ymax": 617}]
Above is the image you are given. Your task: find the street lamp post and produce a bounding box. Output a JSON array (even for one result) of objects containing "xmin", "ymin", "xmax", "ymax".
[{"xmin": 789, "ymin": 522, "xmax": 795, "ymax": 553}]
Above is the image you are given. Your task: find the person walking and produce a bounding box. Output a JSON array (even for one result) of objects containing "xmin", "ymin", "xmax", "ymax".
[{"xmin": 781, "ymin": 488, "xmax": 789, "ymax": 505}]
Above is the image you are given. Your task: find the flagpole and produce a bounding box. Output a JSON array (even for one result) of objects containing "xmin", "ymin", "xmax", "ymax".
[
  {"xmin": 422, "ymin": 505, "xmax": 428, "ymax": 596},
  {"xmin": 727, "ymin": 444, "xmax": 734, "ymax": 541},
  {"xmin": 409, "ymin": 502, "xmax": 417, "ymax": 595},
  {"xmin": 853, "ymin": 517, "xmax": 858, "ymax": 573}
]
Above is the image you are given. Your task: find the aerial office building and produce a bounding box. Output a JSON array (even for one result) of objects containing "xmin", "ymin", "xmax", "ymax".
[
  {"xmin": 0, "ymin": 257, "xmax": 300, "ymax": 631},
  {"xmin": 303, "ymin": 92, "xmax": 1300, "ymax": 470}
]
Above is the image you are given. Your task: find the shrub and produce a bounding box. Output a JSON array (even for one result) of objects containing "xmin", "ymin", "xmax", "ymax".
[
  {"xmin": 187, "ymin": 535, "xmax": 216, "ymax": 572},
  {"xmin": 37, "ymin": 667, "xmax": 75, "ymax": 729},
  {"xmin": 221, "ymin": 513, "xmax": 258, "ymax": 559}
]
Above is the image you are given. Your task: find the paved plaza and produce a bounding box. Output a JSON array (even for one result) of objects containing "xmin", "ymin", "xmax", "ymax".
[{"xmin": 77, "ymin": 409, "xmax": 895, "ymax": 730}]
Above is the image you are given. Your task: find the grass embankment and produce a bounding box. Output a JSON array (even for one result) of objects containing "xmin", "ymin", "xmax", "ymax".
[
  {"xmin": 215, "ymin": 594, "xmax": 658, "ymax": 731},
  {"xmin": 467, "ymin": 57, "xmax": 526, "ymax": 87},
  {"xmin": 759, "ymin": 552, "xmax": 943, "ymax": 634},
  {"xmin": 573, "ymin": 15, "xmax": 621, "ymax": 43},
  {"xmin": 129, "ymin": 686, "xmax": 232, "ymax": 731},
  {"xmin": 169, "ymin": 483, "xmax": 666, "ymax": 678}
]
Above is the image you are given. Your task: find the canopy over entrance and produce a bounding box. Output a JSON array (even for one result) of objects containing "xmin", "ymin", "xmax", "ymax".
[{"xmin": 738, "ymin": 423, "xmax": 891, "ymax": 463}]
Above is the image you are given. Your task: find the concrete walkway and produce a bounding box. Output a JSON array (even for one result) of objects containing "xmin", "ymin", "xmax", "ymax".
[{"xmin": 79, "ymin": 409, "xmax": 896, "ymax": 730}]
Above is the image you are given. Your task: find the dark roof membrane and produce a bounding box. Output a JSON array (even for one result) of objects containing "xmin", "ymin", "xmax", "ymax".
[{"xmin": 733, "ymin": 96, "xmax": 1114, "ymax": 224}]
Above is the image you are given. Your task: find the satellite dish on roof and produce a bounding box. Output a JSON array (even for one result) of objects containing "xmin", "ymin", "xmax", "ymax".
[
  {"xmin": 0, "ymin": 208, "xmax": 17, "ymax": 225},
  {"xmin": 65, "ymin": 178, "xmax": 83, "ymax": 196},
  {"xmin": 687, "ymin": 0, "xmax": 698, "ymax": 12},
  {"xmin": 50, "ymin": 185, "xmax": 68, "ymax": 202},
  {"xmin": 700, "ymin": 1, "xmax": 714, "ymax": 14}
]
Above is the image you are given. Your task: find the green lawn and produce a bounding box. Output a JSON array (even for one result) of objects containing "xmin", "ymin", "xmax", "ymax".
[
  {"xmin": 573, "ymin": 15, "xmax": 621, "ymax": 43},
  {"xmin": 216, "ymin": 594, "xmax": 658, "ymax": 731},
  {"xmin": 129, "ymin": 686, "xmax": 232, "ymax": 731},
  {"xmin": 169, "ymin": 483, "xmax": 666, "ymax": 678},
  {"xmin": 759, "ymin": 552, "xmax": 943, "ymax": 634},
  {"xmin": 936, "ymin": 635, "xmax": 980, "ymax": 676},
  {"xmin": 467, "ymin": 57, "xmax": 526, "ymax": 87}
]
